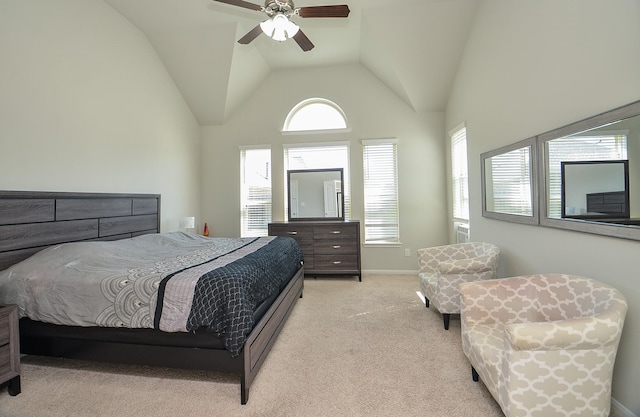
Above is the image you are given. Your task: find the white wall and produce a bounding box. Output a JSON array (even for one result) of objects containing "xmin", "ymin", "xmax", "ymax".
[
  {"xmin": 0, "ymin": 0, "xmax": 201, "ymax": 231},
  {"xmin": 201, "ymin": 64, "xmax": 448, "ymax": 271},
  {"xmin": 446, "ymin": 0, "xmax": 640, "ymax": 413}
]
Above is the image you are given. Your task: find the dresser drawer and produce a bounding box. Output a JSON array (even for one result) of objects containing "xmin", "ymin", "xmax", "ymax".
[
  {"xmin": 269, "ymin": 225, "xmax": 313, "ymax": 249},
  {"xmin": 284, "ymin": 237, "xmax": 313, "ymax": 255},
  {"xmin": 302, "ymin": 257, "xmax": 314, "ymax": 270},
  {"xmin": 314, "ymin": 255, "xmax": 359, "ymax": 271},
  {"xmin": 269, "ymin": 224, "xmax": 313, "ymax": 239},
  {"xmin": 313, "ymin": 224, "xmax": 357, "ymax": 240},
  {"xmin": 314, "ymin": 240, "xmax": 357, "ymax": 255}
]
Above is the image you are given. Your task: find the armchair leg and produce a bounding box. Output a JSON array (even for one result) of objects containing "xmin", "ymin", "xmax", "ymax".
[
  {"xmin": 471, "ymin": 366, "xmax": 479, "ymax": 382},
  {"xmin": 443, "ymin": 314, "xmax": 450, "ymax": 330},
  {"xmin": 425, "ymin": 298, "xmax": 430, "ymax": 308}
]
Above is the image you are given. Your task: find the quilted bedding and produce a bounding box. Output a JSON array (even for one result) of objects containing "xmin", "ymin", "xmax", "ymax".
[{"xmin": 0, "ymin": 232, "xmax": 303, "ymax": 356}]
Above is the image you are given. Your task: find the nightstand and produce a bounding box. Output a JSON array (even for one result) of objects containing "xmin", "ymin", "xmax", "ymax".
[{"xmin": 0, "ymin": 305, "xmax": 20, "ymax": 396}]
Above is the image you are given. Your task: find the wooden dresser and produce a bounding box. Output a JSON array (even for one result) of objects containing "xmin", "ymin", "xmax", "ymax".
[
  {"xmin": 269, "ymin": 221, "xmax": 361, "ymax": 281},
  {"xmin": 0, "ymin": 304, "xmax": 20, "ymax": 396}
]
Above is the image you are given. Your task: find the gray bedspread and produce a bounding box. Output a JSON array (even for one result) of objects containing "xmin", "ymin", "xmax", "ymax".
[{"xmin": 0, "ymin": 232, "xmax": 303, "ymax": 355}]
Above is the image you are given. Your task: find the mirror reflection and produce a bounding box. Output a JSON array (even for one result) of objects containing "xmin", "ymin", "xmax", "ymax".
[
  {"xmin": 287, "ymin": 168, "xmax": 344, "ymax": 221},
  {"xmin": 481, "ymin": 138, "xmax": 538, "ymax": 225},
  {"xmin": 561, "ymin": 160, "xmax": 629, "ymax": 220},
  {"xmin": 544, "ymin": 114, "xmax": 639, "ymax": 222}
]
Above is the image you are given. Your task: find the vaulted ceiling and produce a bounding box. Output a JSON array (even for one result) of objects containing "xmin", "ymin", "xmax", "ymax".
[{"xmin": 103, "ymin": 0, "xmax": 479, "ymax": 125}]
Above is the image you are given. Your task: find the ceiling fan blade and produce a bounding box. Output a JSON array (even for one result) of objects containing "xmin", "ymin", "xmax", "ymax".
[
  {"xmin": 212, "ymin": 0, "xmax": 262, "ymax": 12},
  {"xmin": 298, "ymin": 5, "xmax": 350, "ymax": 18},
  {"xmin": 293, "ymin": 30, "xmax": 314, "ymax": 52},
  {"xmin": 238, "ymin": 24, "xmax": 263, "ymax": 44}
]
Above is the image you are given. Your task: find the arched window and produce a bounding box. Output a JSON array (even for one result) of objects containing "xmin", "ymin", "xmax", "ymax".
[{"xmin": 283, "ymin": 98, "xmax": 348, "ymax": 132}]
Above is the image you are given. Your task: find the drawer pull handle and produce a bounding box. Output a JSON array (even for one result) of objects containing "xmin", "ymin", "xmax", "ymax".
[
  {"xmin": 287, "ymin": 231, "xmax": 298, "ymax": 235},
  {"xmin": 332, "ymin": 245, "xmax": 341, "ymax": 249},
  {"xmin": 331, "ymin": 231, "xmax": 341, "ymax": 234},
  {"xmin": 333, "ymin": 261, "xmax": 342, "ymax": 264}
]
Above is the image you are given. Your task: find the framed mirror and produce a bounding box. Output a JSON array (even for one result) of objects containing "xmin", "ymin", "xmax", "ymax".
[
  {"xmin": 287, "ymin": 168, "xmax": 344, "ymax": 221},
  {"xmin": 538, "ymin": 99, "xmax": 640, "ymax": 239},
  {"xmin": 481, "ymin": 137, "xmax": 539, "ymax": 225}
]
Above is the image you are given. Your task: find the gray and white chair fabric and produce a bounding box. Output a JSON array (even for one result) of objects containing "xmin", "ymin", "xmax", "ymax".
[
  {"xmin": 460, "ymin": 274, "xmax": 627, "ymax": 417},
  {"xmin": 417, "ymin": 242, "xmax": 499, "ymax": 330}
]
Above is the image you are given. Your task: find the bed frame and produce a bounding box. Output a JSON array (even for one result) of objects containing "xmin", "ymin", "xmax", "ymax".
[{"xmin": 0, "ymin": 190, "xmax": 304, "ymax": 404}]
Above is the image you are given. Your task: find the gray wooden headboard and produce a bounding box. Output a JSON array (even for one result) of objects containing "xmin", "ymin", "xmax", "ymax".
[{"xmin": 0, "ymin": 191, "xmax": 161, "ymax": 271}]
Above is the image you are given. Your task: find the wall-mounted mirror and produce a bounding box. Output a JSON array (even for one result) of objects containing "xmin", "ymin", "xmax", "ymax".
[
  {"xmin": 287, "ymin": 168, "xmax": 344, "ymax": 221},
  {"xmin": 481, "ymin": 137, "xmax": 539, "ymax": 225},
  {"xmin": 538, "ymin": 99, "xmax": 640, "ymax": 239}
]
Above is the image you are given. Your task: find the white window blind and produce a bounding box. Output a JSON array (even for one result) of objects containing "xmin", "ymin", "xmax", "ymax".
[
  {"xmin": 283, "ymin": 143, "xmax": 350, "ymax": 219},
  {"xmin": 451, "ymin": 126, "xmax": 469, "ymax": 221},
  {"xmin": 362, "ymin": 139, "xmax": 399, "ymax": 243},
  {"xmin": 488, "ymin": 146, "xmax": 532, "ymax": 216},
  {"xmin": 240, "ymin": 147, "xmax": 272, "ymax": 237},
  {"xmin": 547, "ymin": 133, "xmax": 627, "ymax": 217}
]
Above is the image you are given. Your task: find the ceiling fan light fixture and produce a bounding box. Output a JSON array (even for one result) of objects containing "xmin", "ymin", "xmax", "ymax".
[
  {"xmin": 272, "ymin": 28, "xmax": 287, "ymax": 42},
  {"xmin": 284, "ymin": 18, "xmax": 300, "ymax": 38},
  {"xmin": 260, "ymin": 13, "xmax": 299, "ymax": 42},
  {"xmin": 217, "ymin": 0, "xmax": 350, "ymax": 51},
  {"xmin": 259, "ymin": 18, "xmax": 276, "ymax": 37}
]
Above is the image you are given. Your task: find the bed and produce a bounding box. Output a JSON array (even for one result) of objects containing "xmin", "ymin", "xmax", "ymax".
[{"xmin": 0, "ymin": 191, "xmax": 304, "ymax": 404}]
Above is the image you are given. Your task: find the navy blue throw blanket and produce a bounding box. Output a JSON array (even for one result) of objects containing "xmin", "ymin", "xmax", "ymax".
[{"xmin": 156, "ymin": 236, "xmax": 303, "ymax": 356}]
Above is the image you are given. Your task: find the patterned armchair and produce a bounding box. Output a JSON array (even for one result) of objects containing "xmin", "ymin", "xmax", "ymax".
[
  {"xmin": 417, "ymin": 242, "xmax": 499, "ymax": 329},
  {"xmin": 460, "ymin": 274, "xmax": 628, "ymax": 417}
]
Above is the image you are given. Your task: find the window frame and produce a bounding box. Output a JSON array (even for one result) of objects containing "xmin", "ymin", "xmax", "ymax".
[
  {"xmin": 239, "ymin": 145, "xmax": 272, "ymax": 237},
  {"xmin": 362, "ymin": 138, "xmax": 400, "ymax": 245},
  {"xmin": 451, "ymin": 124, "xmax": 470, "ymax": 222},
  {"xmin": 282, "ymin": 98, "xmax": 350, "ymax": 134},
  {"xmin": 283, "ymin": 141, "xmax": 351, "ymax": 221}
]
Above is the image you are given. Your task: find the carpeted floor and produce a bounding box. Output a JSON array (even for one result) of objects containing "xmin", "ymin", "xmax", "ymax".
[{"xmin": 0, "ymin": 274, "xmax": 504, "ymax": 417}]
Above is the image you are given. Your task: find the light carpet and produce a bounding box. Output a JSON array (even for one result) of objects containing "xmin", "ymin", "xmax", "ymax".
[{"xmin": 0, "ymin": 274, "xmax": 504, "ymax": 417}]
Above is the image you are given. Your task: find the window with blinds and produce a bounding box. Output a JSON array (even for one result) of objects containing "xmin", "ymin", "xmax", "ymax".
[
  {"xmin": 487, "ymin": 146, "xmax": 533, "ymax": 216},
  {"xmin": 547, "ymin": 132, "xmax": 627, "ymax": 217},
  {"xmin": 362, "ymin": 139, "xmax": 399, "ymax": 243},
  {"xmin": 240, "ymin": 147, "xmax": 272, "ymax": 237},
  {"xmin": 451, "ymin": 126, "xmax": 469, "ymax": 221},
  {"xmin": 283, "ymin": 142, "xmax": 350, "ymax": 219}
]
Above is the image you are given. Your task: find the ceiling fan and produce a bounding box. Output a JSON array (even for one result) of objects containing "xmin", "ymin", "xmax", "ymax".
[{"xmin": 213, "ymin": 0, "xmax": 350, "ymax": 51}]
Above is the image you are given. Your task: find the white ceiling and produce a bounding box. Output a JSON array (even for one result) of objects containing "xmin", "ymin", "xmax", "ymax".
[{"xmin": 103, "ymin": 0, "xmax": 479, "ymax": 125}]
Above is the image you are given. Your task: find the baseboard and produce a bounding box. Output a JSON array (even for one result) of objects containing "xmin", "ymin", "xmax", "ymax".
[
  {"xmin": 612, "ymin": 398, "xmax": 637, "ymax": 417},
  {"xmin": 362, "ymin": 269, "xmax": 418, "ymax": 275}
]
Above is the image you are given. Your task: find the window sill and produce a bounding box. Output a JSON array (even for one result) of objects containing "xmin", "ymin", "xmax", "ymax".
[{"xmin": 363, "ymin": 242, "xmax": 402, "ymax": 248}]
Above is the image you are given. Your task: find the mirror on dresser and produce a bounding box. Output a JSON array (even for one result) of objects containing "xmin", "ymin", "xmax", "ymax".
[
  {"xmin": 481, "ymin": 137, "xmax": 539, "ymax": 225},
  {"xmin": 538, "ymin": 100, "xmax": 640, "ymax": 239},
  {"xmin": 287, "ymin": 168, "xmax": 344, "ymax": 221}
]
